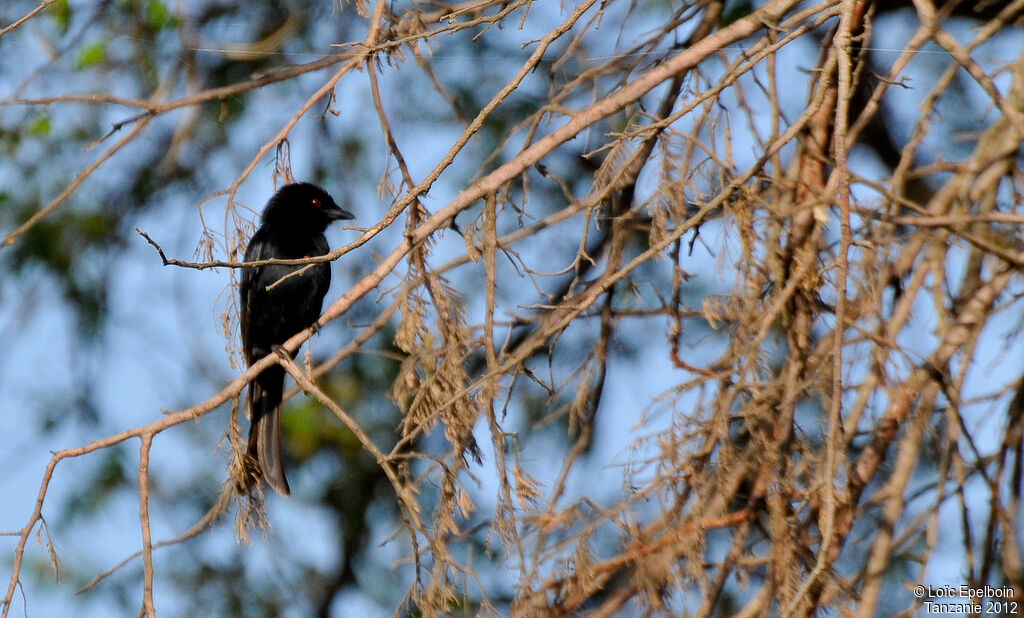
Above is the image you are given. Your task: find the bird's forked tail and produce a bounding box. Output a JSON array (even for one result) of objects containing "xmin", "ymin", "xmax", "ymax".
[{"xmin": 247, "ymin": 365, "xmax": 290, "ymax": 496}]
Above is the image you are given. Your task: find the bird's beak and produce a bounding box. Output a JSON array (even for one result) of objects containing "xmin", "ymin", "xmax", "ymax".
[{"xmin": 327, "ymin": 204, "xmax": 355, "ymax": 221}]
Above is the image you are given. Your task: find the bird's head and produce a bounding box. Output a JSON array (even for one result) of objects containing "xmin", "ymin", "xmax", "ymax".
[{"xmin": 261, "ymin": 182, "xmax": 354, "ymax": 231}]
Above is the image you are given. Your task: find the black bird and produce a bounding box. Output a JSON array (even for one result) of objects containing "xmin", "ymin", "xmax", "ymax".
[{"xmin": 240, "ymin": 182, "xmax": 353, "ymax": 496}]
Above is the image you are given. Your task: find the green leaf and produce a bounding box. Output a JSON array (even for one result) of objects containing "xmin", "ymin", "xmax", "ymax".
[
  {"xmin": 74, "ymin": 41, "xmax": 107, "ymax": 70},
  {"xmin": 50, "ymin": 0, "xmax": 72, "ymax": 34},
  {"xmin": 146, "ymin": 0, "xmax": 172, "ymax": 31},
  {"xmin": 26, "ymin": 115, "xmax": 52, "ymax": 137}
]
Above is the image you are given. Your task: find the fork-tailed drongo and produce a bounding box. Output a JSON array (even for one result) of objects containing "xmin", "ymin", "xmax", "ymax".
[{"xmin": 240, "ymin": 182, "xmax": 353, "ymax": 496}]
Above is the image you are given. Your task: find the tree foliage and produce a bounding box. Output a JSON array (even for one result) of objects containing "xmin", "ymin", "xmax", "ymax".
[{"xmin": 2, "ymin": 0, "xmax": 1023, "ymax": 615}]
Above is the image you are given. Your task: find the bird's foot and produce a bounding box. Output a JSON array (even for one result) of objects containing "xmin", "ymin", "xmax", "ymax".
[{"xmin": 271, "ymin": 344, "xmax": 291, "ymax": 361}]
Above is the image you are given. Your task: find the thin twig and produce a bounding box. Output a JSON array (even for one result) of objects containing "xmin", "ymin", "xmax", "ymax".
[{"xmin": 138, "ymin": 434, "xmax": 156, "ymax": 618}]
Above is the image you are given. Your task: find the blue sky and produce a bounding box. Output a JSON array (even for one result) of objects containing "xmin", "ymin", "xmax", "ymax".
[{"xmin": 2, "ymin": 1, "xmax": 1024, "ymax": 615}]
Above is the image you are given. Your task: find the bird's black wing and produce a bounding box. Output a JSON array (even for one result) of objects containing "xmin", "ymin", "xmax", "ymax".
[{"xmin": 239, "ymin": 229, "xmax": 266, "ymax": 364}]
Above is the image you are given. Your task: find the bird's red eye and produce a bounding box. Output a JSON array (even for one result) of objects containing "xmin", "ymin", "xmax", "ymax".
[{"xmin": 311, "ymin": 198, "xmax": 322, "ymax": 208}]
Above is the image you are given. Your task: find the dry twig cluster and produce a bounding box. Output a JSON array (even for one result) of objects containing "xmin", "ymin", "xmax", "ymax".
[{"xmin": 2, "ymin": 0, "xmax": 1023, "ymax": 615}]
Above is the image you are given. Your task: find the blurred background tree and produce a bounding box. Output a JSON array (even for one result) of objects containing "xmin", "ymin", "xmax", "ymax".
[{"xmin": 1, "ymin": 0, "xmax": 1023, "ymax": 616}]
